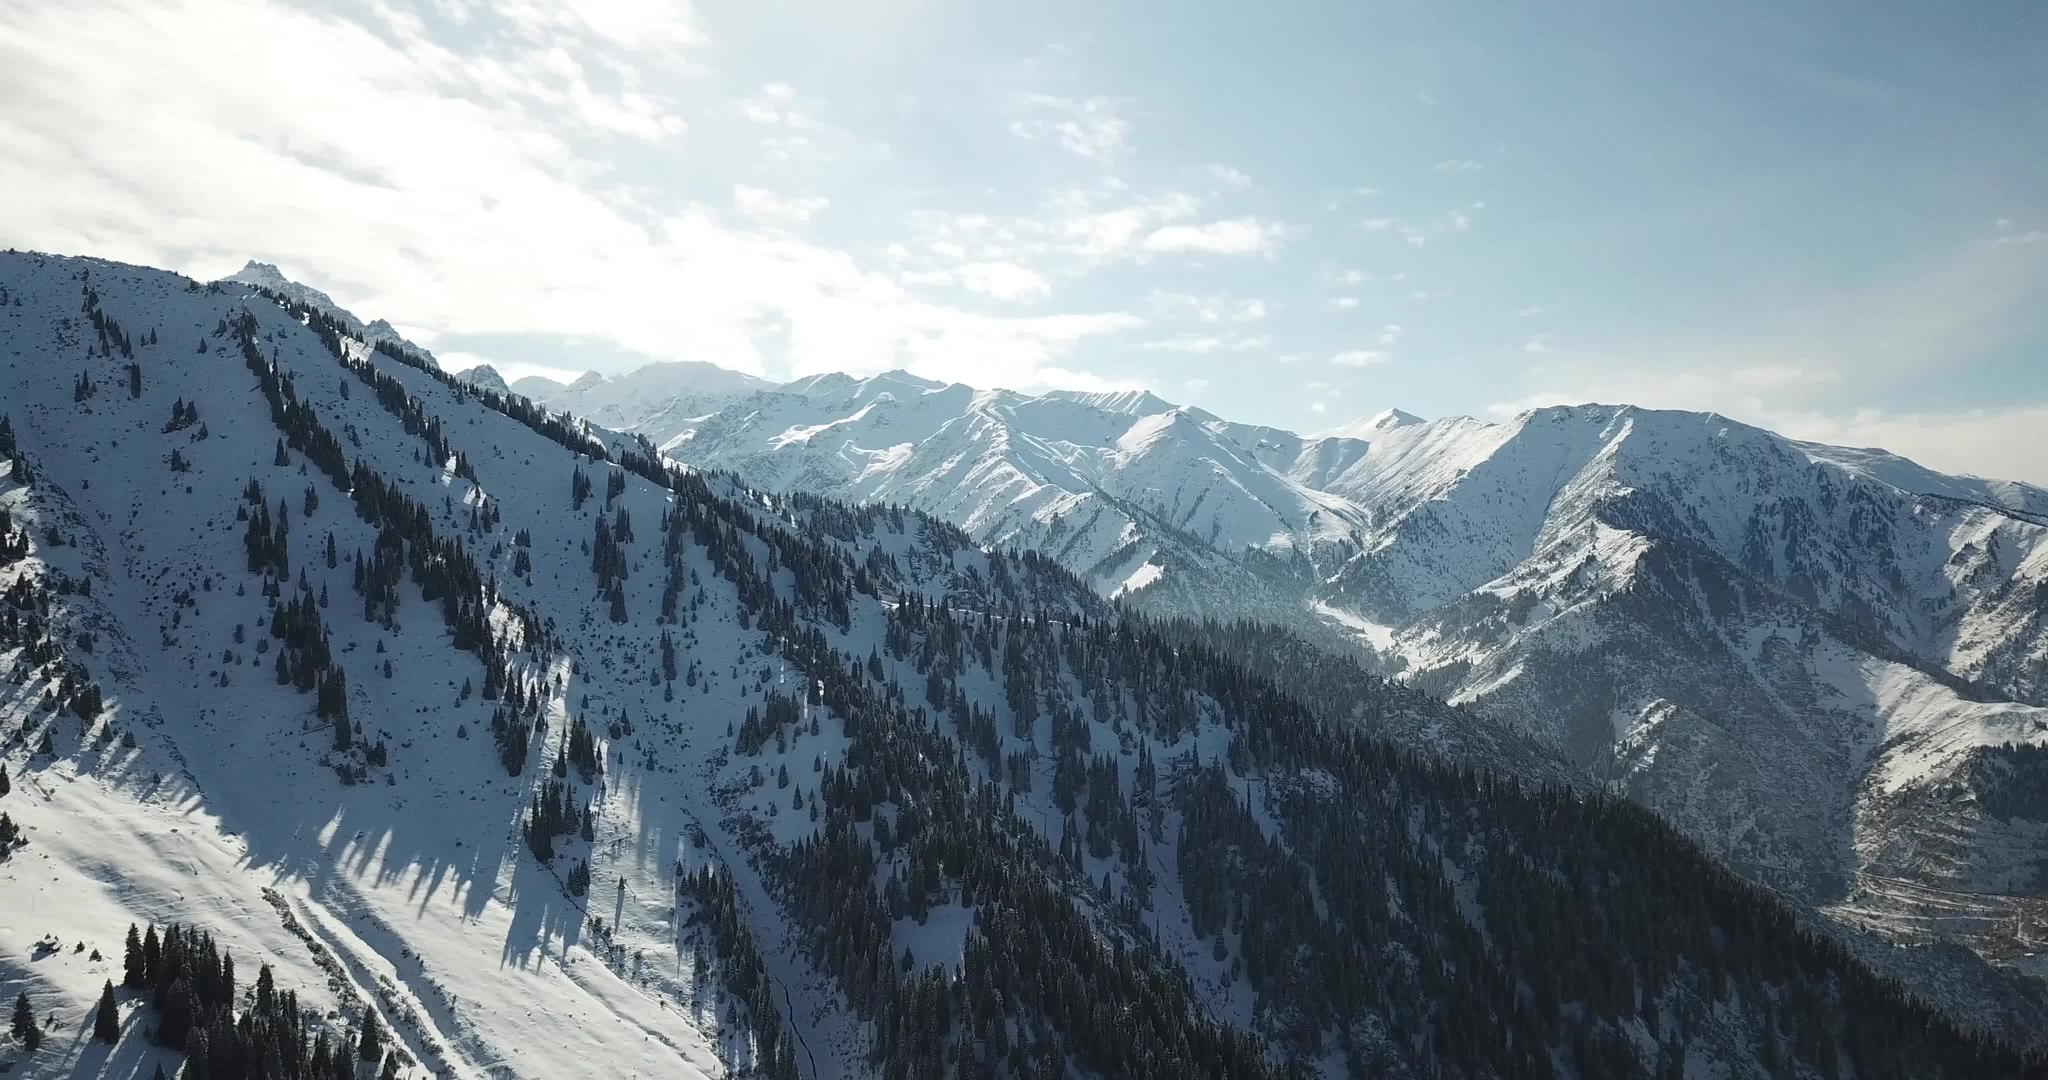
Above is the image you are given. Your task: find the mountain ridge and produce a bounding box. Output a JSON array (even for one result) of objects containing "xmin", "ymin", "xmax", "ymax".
[
  {"xmin": 8, "ymin": 250, "xmax": 2047, "ymax": 1079},
  {"xmin": 11, "ymin": 251, "xmax": 2044, "ymax": 1074}
]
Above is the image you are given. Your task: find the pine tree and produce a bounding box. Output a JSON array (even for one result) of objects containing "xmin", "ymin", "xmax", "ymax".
[
  {"xmin": 184, "ymin": 1026, "xmax": 210, "ymax": 1079},
  {"xmin": 93, "ymin": 980, "xmax": 119, "ymax": 1043},
  {"xmin": 358, "ymin": 1006, "xmax": 383, "ymax": 1060},
  {"xmin": 381, "ymin": 1049, "xmax": 401, "ymax": 1080},
  {"xmin": 142, "ymin": 923, "xmax": 162, "ymax": 988},
  {"xmin": 0, "ymin": 762, "xmax": 10, "ymax": 797},
  {"xmin": 125, "ymin": 923, "xmax": 146, "ymax": 987},
  {"xmin": 9, "ymin": 991, "xmax": 30, "ymax": 1040},
  {"xmin": 255, "ymin": 963, "xmax": 276, "ymax": 1016}
]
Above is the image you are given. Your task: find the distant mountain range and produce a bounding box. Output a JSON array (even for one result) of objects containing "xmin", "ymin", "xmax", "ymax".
[
  {"xmin": 465, "ymin": 350, "xmax": 2048, "ymax": 1001},
  {"xmin": 21, "ymin": 250, "xmax": 2048, "ymax": 1077}
]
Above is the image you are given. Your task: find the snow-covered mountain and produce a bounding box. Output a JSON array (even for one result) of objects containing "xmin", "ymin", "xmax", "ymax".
[
  {"xmin": 9, "ymin": 251, "xmax": 2043, "ymax": 1078},
  {"xmin": 220, "ymin": 260, "xmax": 437, "ymax": 364},
  {"xmin": 508, "ymin": 373, "xmax": 568, "ymax": 399},
  {"xmin": 650, "ymin": 369, "xmax": 2048, "ymax": 984},
  {"xmin": 455, "ymin": 360, "xmax": 774, "ymax": 444},
  {"xmin": 451, "ymin": 363, "xmax": 509, "ymax": 396}
]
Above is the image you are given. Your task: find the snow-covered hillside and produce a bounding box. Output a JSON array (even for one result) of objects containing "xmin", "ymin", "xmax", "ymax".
[
  {"xmin": 8, "ymin": 251, "xmax": 2043, "ymax": 1078},
  {"xmin": 221, "ymin": 262, "xmax": 435, "ymax": 364},
  {"xmin": 644, "ymin": 371, "xmax": 2048, "ymax": 988}
]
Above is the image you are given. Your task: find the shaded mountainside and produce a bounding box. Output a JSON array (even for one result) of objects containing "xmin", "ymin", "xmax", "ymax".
[
  {"xmin": 632, "ymin": 366, "xmax": 2048, "ymax": 996},
  {"xmin": 4, "ymin": 251, "xmax": 2046, "ymax": 1077}
]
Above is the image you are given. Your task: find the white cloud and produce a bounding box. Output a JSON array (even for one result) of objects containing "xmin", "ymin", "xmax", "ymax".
[
  {"xmin": 956, "ymin": 261, "xmax": 1052, "ymax": 302},
  {"xmin": 905, "ymin": 186, "xmax": 1205, "ymax": 269},
  {"xmin": 1008, "ymin": 93, "xmax": 1130, "ymax": 161},
  {"xmin": 1366, "ymin": 209, "xmax": 1476, "ymax": 248},
  {"xmin": 0, "ymin": 0, "xmax": 1131, "ymax": 391},
  {"xmin": 1309, "ymin": 401, "xmax": 1329, "ymax": 414},
  {"xmin": 731, "ymin": 185, "xmax": 829, "ymax": 227},
  {"xmin": 1331, "ymin": 350, "xmax": 1388, "ymax": 367},
  {"xmin": 1329, "ymin": 297, "xmax": 1359, "ymax": 310},
  {"xmin": 497, "ymin": 0, "xmax": 704, "ymax": 53},
  {"xmin": 1141, "ymin": 217, "xmax": 1285, "ymax": 256},
  {"xmin": 1435, "ymin": 159, "xmax": 1484, "ymax": 173},
  {"xmin": 1141, "ymin": 334, "xmax": 1271, "ymax": 354},
  {"xmin": 1380, "ymin": 324, "xmax": 1403, "ymax": 345},
  {"xmin": 739, "ymin": 81, "xmax": 816, "ymax": 128},
  {"xmin": 1184, "ymin": 377, "xmax": 1211, "ymax": 391},
  {"xmin": 1204, "ymin": 164, "xmax": 1253, "ymax": 190},
  {"xmin": 1146, "ymin": 290, "xmax": 1267, "ymax": 323}
]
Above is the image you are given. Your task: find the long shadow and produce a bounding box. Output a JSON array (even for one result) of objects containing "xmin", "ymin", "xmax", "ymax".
[
  {"xmin": 497, "ymin": 852, "xmax": 587, "ymax": 970},
  {"xmin": 62, "ymin": 999, "xmax": 182, "ymax": 1080}
]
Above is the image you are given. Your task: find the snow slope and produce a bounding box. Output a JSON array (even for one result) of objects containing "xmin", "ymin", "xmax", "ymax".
[
  {"xmin": 220, "ymin": 261, "xmax": 436, "ymax": 364},
  {"xmin": 12, "ymin": 252, "xmax": 2044, "ymax": 1078},
  {"xmin": 646, "ymin": 376, "xmax": 2048, "ymax": 987}
]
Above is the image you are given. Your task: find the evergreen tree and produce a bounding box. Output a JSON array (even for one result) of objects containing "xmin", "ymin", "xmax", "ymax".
[
  {"xmin": 184, "ymin": 1026, "xmax": 210, "ymax": 1079},
  {"xmin": 9, "ymin": 991, "xmax": 30, "ymax": 1040},
  {"xmin": 143, "ymin": 923, "xmax": 161, "ymax": 985},
  {"xmin": 255, "ymin": 963, "xmax": 276, "ymax": 1016},
  {"xmin": 94, "ymin": 980, "xmax": 119, "ymax": 1043},
  {"xmin": 125, "ymin": 923, "xmax": 146, "ymax": 987},
  {"xmin": 358, "ymin": 1006, "xmax": 383, "ymax": 1060}
]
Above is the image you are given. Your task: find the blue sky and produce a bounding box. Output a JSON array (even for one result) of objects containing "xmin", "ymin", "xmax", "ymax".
[{"xmin": 3, "ymin": 0, "xmax": 2045, "ymax": 479}]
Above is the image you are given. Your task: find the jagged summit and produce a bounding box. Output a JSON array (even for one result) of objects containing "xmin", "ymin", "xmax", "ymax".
[
  {"xmin": 1321, "ymin": 407, "xmax": 1426, "ymax": 439},
  {"xmin": 222, "ymin": 258, "xmax": 344, "ymax": 313},
  {"xmin": 225, "ymin": 258, "xmax": 295, "ymax": 290},
  {"xmin": 453, "ymin": 363, "xmax": 509, "ymax": 395},
  {"xmin": 1043, "ymin": 387, "xmax": 1181, "ymax": 416},
  {"xmin": 217, "ymin": 257, "xmax": 438, "ymax": 366}
]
